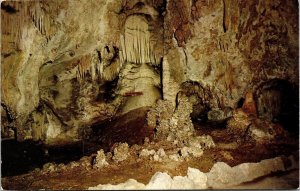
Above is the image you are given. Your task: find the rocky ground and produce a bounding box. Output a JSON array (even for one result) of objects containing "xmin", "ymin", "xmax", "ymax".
[
  {"xmin": 2, "ymin": 102, "xmax": 299, "ymax": 190},
  {"xmin": 2, "ymin": 130, "xmax": 298, "ymax": 190}
]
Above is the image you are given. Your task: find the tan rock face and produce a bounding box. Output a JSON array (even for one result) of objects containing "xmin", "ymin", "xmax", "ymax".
[{"xmin": 1, "ymin": 0, "xmax": 298, "ymax": 143}]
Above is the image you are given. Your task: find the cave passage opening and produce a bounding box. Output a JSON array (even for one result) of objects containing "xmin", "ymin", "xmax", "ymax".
[{"xmin": 255, "ymin": 79, "xmax": 299, "ymax": 136}]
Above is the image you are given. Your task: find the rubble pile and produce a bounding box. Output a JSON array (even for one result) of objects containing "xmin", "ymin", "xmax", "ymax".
[
  {"xmin": 112, "ymin": 142, "xmax": 129, "ymax": 162},
  {"xmin": 139, "ymin": 148, "xmax": 167, "ymax": 162},
  {"xmin": 94, "ymin": 149, "xmax": 109, "ymax": 168}
]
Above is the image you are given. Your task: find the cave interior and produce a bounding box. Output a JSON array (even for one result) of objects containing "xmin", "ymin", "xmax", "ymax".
[{"xmin": 1, "ymin": 0, "xmax": 299, "ymax": 189}]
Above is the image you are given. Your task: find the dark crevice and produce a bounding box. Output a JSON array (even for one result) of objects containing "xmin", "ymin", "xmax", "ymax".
[
  {"xmin": 105, "ymin": 46, "xmax": 110, "ymax": 53},
  {"xmin": 40, "ymin": 60, "xmax": 53, "ymax": 69},
  {"xmin": 69, "ymin": 51, "xmax": 75, "ymax": 57},
  {"xmin": 1, "ymin": 3, "xmax": 18, "ymax": 13},
  {"xmin": 1, "ymin": 102, "xmax": 15, "ymax": 122},
  {"xmin": 109, "ymin": 46, "xmax": 119, "ymax": 64},
  {"xmin": 96, "ymin": 50, "xmax": 102, "ymax": 63},
  {"xmin": 157, "ymin": 0, "xmax": 167, "ymax": 17},
  {"xmin": 222, "ymin": 0, "xmax": 227, "ymax": 33},
  {"xmin": 3, "ymin": 52, "xmax": 13, "ymax": 58},
  {"xmin": 133, "ymin": 2, "xmax": 145, "ymax": 9},
  {"xmin": 237, "ymin": 97, "xmax": 245, "ymax": 108},
  {"xmin": 96, "ymin": 77, "xmax": 119, "ymax": 103},
  {"xmin": 173, "ymin": 33, "xmax": 180, "ymax": 46},
  {"xmin": 53, "ymin": 75, "xmax": 59, "ymax": 84},
  {"xmin": 183, "ymin": 48, "xmax": 188, "ymax": 67}
]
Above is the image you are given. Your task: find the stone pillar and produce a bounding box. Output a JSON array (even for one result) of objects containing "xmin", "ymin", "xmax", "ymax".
[{"xmin": 162, "ymin": 56, "xmax": 179, "ymax": 108}]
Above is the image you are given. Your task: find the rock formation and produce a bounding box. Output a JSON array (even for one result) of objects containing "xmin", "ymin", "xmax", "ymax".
[{"xmin": 1, "ymin": 0, "xmax": 298, "ymax": 145}]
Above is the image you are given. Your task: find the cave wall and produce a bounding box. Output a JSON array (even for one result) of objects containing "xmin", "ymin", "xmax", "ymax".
[
  {"xmin": 1, "ymin": 0, "xmax": 125, "ymax": 143},
  {"xmin": 1, "ymin": 0, "xmax": 298, "ymax": 144},
  {"xmin": 164, "ymin": 0, "xmax": 298, "ymax": 110}
]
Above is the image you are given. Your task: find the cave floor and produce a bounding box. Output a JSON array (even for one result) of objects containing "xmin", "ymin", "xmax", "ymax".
[{"xmin": 2, "ymin": 123, "xmax": 299, "ymax": 190}]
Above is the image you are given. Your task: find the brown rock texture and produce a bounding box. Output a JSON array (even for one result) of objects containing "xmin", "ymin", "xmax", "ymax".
[
  {"xmin": 1, "ymin": 0, "xmax": 298, "ymax": 143},
  {"xmin": 242, "ymin": 92, "xmax": 257, "ymax": 116}
]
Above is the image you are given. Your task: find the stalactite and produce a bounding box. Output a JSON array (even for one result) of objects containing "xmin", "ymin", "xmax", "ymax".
[
  {"xmin": 2, "ymin": 1, "xmax": 55, "ymax": 50},
  {"xmin": 76, "ymin": 55, "xmax": 94, "ymax": 82},
  {"xmin": 90, "ymin": 53, "xmax": 99, "ymax": 81},
  {"xmin": 91, "ymin": 62, "xmax": 96, "ymax": 81},
  {"xmin": 120, "ymin": 15, "xmax": 153, "ymax": 65},
  {"xmin": 45, "ymin": 14, "xmax": 50, "ymax": 40},
  {"xmin": 28, "ymin": 1, "xmax": 52, "ymax": 40},
  {"xmin": 75, "ymin": 48, "xmax": 123, "ymax": 82},
  {"xmin": 41, "ymin": 15, "xmax": 44, "ymax": 35},
  {"xmin": 100, "ymin": 63, "xmax": 104, "ymax": 78}
]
